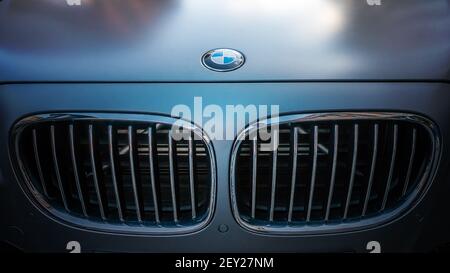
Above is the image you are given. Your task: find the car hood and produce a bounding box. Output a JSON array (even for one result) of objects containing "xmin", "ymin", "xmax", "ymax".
[{"xmin": 0, "ymin": 0, "xmax": 449, "ymax": 82}]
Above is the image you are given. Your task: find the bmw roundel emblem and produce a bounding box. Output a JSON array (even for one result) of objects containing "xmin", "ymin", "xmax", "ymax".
[{"xmin": 202, "ymin": 48, "xmax": 245, "ymax": 72}]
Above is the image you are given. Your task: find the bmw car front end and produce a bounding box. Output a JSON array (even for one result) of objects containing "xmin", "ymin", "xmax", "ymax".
[{"xmin": 0, "ymin": 0, "xmax": 450, "ymax": 255}]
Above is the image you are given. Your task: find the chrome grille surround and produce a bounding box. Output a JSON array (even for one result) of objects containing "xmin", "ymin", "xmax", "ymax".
[
  {"xmin": 11, "ymin": 113, "xmax": 216, "ymax": 235},
  {"xmin": 230, "ymin": 112, "xmax": 440, "ymax": 235}
]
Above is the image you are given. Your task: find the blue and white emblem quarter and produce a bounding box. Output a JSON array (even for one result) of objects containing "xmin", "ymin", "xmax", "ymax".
[{"xmin": 202, "ymin": 48, "xmax": 245, "ymax": 72}]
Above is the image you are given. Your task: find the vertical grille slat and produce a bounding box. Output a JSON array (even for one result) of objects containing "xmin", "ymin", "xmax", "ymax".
[
  {"xmin": 69, "ymin": 124, "xmax": 88, "ymax": 217},
  {"xmin": 306, "ymin": 125, "xmax": 318, "ymax": 222},
  {"xmin": 402, "ymin": 128, "xmax": 417, "ymax": 197},
  {"xmin": 88, "ymin": 124, "xmax": 106, "ymax": 220},
  {"xmin": 362, "ymin": 123, "xmax": 378, "ymax": 217},
  {"xmin": 325, "ymin": 124, "xmax": 338, "ymax": 221},
  {"xmin": 343, "ymin": 124, "xmax": 358, "ymax": 219},
  {"xmin": 251, "ymin": 137, "xmax": 257, "ymax": 219},
  {"xmin": 168, "ymin": 129, "xmax": 179, "ymax": 223},
  {"xmin": 51, "ymin": 125, "xmax": 70, "ymax": 212},
  {"xmin": 108, "ymin": 125, "xmax": 124, "ymax": 222},
  {"xmin": 128, "ymin": 125, "xmax": 142, "ymax": 223},
  {"xmin": 14, "ymin": 114, "xmax": 215, "ymax": 232},
  {"xmin": 381, "ymin": 124, "xmax": 398, "ymax": 211},
  {"xmin": 148, "ymin": 126, "xmax": 161, "ymax": 224},
  {"xmin": 188, "ymin": 133, "xmax": 196, "ymax": 220},
  {"xmin": 269, "ymin": 133, "xmax": 278, "ymax": 222},
  {"xmin": 287, "ymin": 127, "xmax": 299, "ymax": 223},
  {"xmin": 32, "ymin": 129, "xmax": 49, "ymax": 198},
  {"xmin": 232, "ymin": 113, "xmax": 438, "ymax": 234}
]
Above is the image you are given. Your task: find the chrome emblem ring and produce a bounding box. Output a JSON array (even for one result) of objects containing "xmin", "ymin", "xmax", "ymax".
[{"xmin": 202, "ymin": 48, "xmax": 245, "ymax": 72}]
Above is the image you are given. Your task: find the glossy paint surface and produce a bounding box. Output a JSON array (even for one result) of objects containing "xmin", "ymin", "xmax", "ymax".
[{"xmin": 0, "ymin": 0, "xmax": 449, "ymax": 82}]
